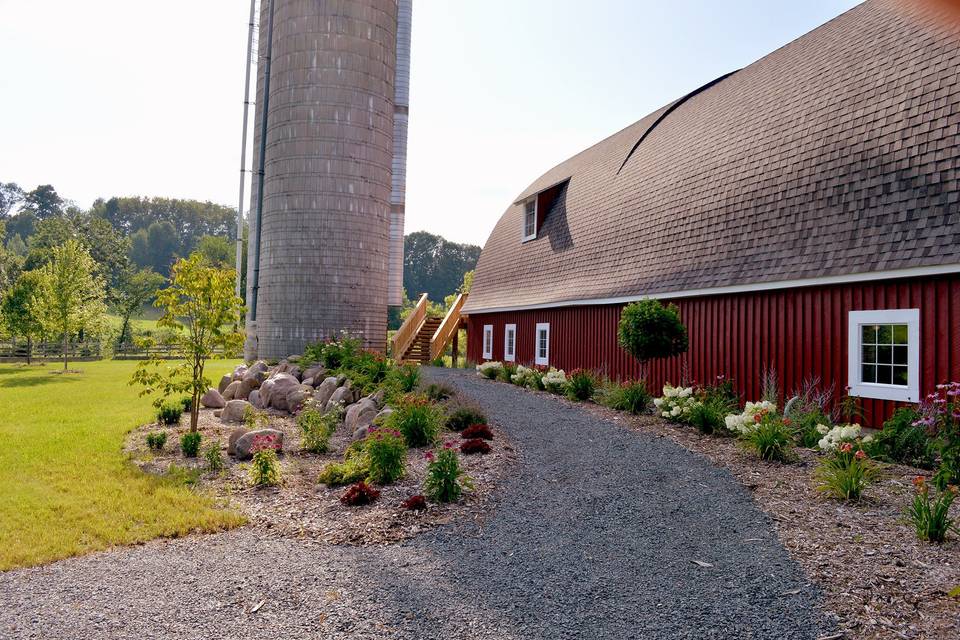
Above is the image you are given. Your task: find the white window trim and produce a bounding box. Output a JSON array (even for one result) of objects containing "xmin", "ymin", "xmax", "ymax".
[
  {"xmin": 521, "ymin": 198, "xmax": 538, "ymax": 242},
  {"xmin": 482, "ymin": 324, "xmax": 493, "ymax": 360},
  {"xmin": 504, "ymin": 324, "xmax": 516, "ymax": 362},
  {"xmin": 534, "ymin": 322, "xmax": 550, "ymax": 366},
  {"xmin": 847, "ymin": 309, "xmax": 920, "ymax": 403}
]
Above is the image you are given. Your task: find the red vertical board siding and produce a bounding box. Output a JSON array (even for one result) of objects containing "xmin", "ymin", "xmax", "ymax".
[{"xmin": 466, "ymin": 274, "xmax": 960, "ymax": 427}]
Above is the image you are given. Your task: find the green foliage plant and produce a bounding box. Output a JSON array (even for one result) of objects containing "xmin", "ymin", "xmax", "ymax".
[
  {"xmin": 739, "ymin": 411, "xmax": 794, "ymax": 462},
  {"xmin": 914, "ymin": 383, "xmax": 960, "ymax": 490},
  {"xmin": 423, "ymin": 445, "xmax": 472, "ymax": 503},
  {"xmin": 145, "ymin": 431, "xmax": 167, "ymax": 451},
  {"xmin": 617, "ymin": 299, "xmax": 688, "ymax": 365},
  {"xmin": 317, "ymin": 443, "xmax": 370, "ymax": 486},
  {"xmin": 815, "ymin": 445, "xmax": 878, "ymax": 501},
  {"xmin": 908, "ymin": 476, "xmax": 958, "ymax": 543},
  {"xmin": 386, "ymin": 394, "xmax": 443, "ymax": 447},
  {"xmin": 497, "ymin": 362, "xmax": 518, "ymax": 384},
  {"xmin": 445, "ymin": 401, "xmax": 487, "ymax": 432},
  {"xmin": 250, "ymin": 449, "xmax": 281, "ymax": 487},
  {"xmin": 365, "ymin": 427, "xmax": 407, "ymax": 484},
  {"xmin": 156, "ymin": 400, "xmax": 183, "ymax": 426},
  {"xmin": 565, "ymin": 369, "xmax": 596, "ymax": 402},
  {"xmin": 297, "ymin": 401, "xmax": 337, "ymax": 454},
  {"xmin": 180, "ymin": 431, "xmax": 201, "ymax": 458},
  {"xmin": 204, "ymin": 444, "xmax": 224, "ymax": 473},
  {"xmin": 863, "ymin": 407, "xmax": 935, "ymax": 469},
  {"xmin": 130, "ymin": 253, "xmax": 245, "ymax": 432}
]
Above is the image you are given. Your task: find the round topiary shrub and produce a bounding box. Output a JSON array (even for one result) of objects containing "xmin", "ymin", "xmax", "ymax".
[{"xmin": 617, "ymin": 299, "xmax": 689, "ymax": 364}]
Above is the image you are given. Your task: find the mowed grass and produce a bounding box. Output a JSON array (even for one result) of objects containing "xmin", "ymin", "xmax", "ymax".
[{"xmin": 0, "ymin": 359, "xmax": 245, "ymax": 571}]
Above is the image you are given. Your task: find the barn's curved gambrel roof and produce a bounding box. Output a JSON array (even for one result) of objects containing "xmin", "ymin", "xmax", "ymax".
[{"xmin": 464, "ymin": 0, "xmax": 960, "ymax": 314}]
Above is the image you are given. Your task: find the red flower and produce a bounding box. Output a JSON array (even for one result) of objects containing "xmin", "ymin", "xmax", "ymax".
[
  {"xmin": 840, "ymin": 443, "xmax": 853, "ymax": 454},
  {"xmin": 854, "ymin": 449, "xmax": 866, "ymax": 460},
  {"xmin": 424, "ymin": 451, "xmax": 435, "ymax": 462},
  {"xmin": 783, "ymin": 418, "xmax": 792, "ymax": 426},
  {"xmin": 753, "ymin": 414, "xmax": 763, "ymax": 423},
  {"xmin": 913, "ymin": 475, "xmax": 925, "ymax": 488}
]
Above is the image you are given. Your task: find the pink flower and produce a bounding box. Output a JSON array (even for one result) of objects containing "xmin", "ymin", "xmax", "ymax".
[
  {"xmin": 424, "ymin": 451, "xmax": 435, "ymax": 462},
  {"xmin": 854, "ymin": 450, "xmax": 866, "ymax": 460},
  {"xmin": 840, "ymin": 443, "xmax": 853, "ymax": 454}
]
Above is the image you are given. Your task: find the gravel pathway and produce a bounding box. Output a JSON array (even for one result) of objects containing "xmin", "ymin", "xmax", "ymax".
[{"xmin": 0, "ymin": 368, "xmax": 832, "ymax": 639}]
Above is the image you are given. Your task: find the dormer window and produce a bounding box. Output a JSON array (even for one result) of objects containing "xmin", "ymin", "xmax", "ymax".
[{"xmin": 522, "ymin": 199, "xmax": 537, "ymax": 241}]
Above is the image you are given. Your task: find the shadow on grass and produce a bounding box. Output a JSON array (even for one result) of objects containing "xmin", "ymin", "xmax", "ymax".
[{"xmin": 0, "ymin": 372, "xmax": 83, "ymax": 388}]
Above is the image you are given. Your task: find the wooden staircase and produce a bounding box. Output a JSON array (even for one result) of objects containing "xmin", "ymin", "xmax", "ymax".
[
  {"xmin": 392, "ymin": 292, "xmax": 468, "ymax": 365},
  {"xmin": 401, "ymin": 316, "xmax": 442, "ymax": 363}
]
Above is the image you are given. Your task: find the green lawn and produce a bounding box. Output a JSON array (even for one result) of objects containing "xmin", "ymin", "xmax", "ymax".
[{"xmin": 0, "ymin": 359, "xmax": 245, "ymax": 571}]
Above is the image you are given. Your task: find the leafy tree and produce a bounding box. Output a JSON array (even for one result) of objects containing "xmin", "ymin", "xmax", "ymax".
[
  {"xmin": 22, "ymin": 185, "xmax": 64, "ymax": 221},
  {"xmin": 114, "ymin": 267, "xmax": 165, "ymax": 348},
  {"xmin": 0, "ymin": 182, "xmax": 24, "ymax": 219},
  {"xmin": 4, "ymin": 211, "xmax": 35, "ymax": 242},
  {"xmin": 131, "ymin": 253, "xmax": 244, "ymax": 431},
  {"xmin": 130, "ymin": 220, "xmax": 180, "ymax": 275},
  {"xmin": 0, "ymin": 221, "xmax": 23, "ymax": 292},
  {"xmin": 5, "ymin": 233, "xmax": 27, "ymax": 257},
  {"xmin": 34, "ymin": 239, "xmax": 107, "ymax": 370},
  {"xmin": 0, "ymin": 270, "xmax": 46, "ymax": 364},
  {"xmin": 403, "ymin": 231, "xmax": 480, "ymax": 303},
  {"xmin": 195, "ymin": 235, "xmax": 234, "ymax": 267},
  {"xmin": 617, "ymin": 299, "xmax": 689, "ymax": 366},
  {"xmin": 23, "ymin": 215, "xmax": 78, "ymax": 271}
]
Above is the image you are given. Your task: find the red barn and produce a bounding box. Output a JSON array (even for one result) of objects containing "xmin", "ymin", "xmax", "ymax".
[{"xmin": 462, "ymin": 0, "xmax": 960, "ymax": 426}]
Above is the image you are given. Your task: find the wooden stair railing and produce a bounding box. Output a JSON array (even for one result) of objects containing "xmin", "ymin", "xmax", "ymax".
[
  {"xmin": 391, "ymin": 293, "xmax": 428, "ymax": 361},
  {"xmin": 430, "ymin": 293, "xmax": 467, "ymax": 362}
]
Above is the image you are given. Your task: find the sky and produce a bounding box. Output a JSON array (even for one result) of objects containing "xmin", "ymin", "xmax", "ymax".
[{"xmin": 0, "ymin": 0, "xmax": 861, "ymax": 247}]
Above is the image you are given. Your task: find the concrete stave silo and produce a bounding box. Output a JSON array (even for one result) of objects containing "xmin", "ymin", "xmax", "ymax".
[{"xmin": 245, "ymin": 0, "xmax": 409, "ymax": 360}]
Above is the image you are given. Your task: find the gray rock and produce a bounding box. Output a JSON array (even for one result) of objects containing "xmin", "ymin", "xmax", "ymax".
[
  {"xmin": 222, "ymin": 380, "xmax": 242, "ymax": 401},
  {"xmin": 368, "ymin": 388, "xmax": 385, "ymax": 408},
  {"xmin": 313, "ymin": 376, "xmax": 339, "ymax": 406},
  {"xmin": 233, "ymin": 429, "xmax": 284, "ymax": 461},
  {"xmin": 227, "ymin": 428, "xmax": 248, "ymax": 456},
  {"xmin": 302, "ymin": 365, "xmax": 326, "ymax": 382},
  {"xmin": 301, "ymin": 377, "xmax": 314, "ymax": 388},
  {"xmin": 218, "ymin": 373, "xmax": 233, "ymax": 394},
  {"xmin": 248, "ymin": 389, "xmax": 261, "ymax": 409},
  {"xmin": 345, "ymin": 398, "xmax": 378, "ymax": 432},
  {"xmin": 214, "ymin": 410, "xmax": 222, "ymax": 418},
  {"xmin": 221, "ymin": 399, "xmax": 251, "ymax": 423},
  {"xmin": 235, "ymin": 378, "xmax": 257, "ymax": 400},
  {"xmin": 352, "ymin": 425, "xmax": 371, "ymax": 441},
  {"xmin": 200, "ymin": 388, "xmax": 225, "ymax": 409},
  {"xmin": 286, "ymin": 354, "xmax": 301, "ymax": 363},
  {"xmin": 326, "ymin": 383, "xmax": 355, "ymax": 412},
  {"xmin": 260, "ymin": 373, "xmax": 299, "ymax": 411},
  {"xmin": 286, "ymin": 385, "xmax": 313, "ymax": 413},
  {"xmin": 243, "ymin": 361, "xmax": 269, "ymax": 385},
  {"xmin": 375, "ymin": 406, "xmax": 394, "ymax": 423}
]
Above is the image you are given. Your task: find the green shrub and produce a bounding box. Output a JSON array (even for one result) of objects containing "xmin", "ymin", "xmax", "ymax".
[
  {"xmin": 446, "ymin": 401, "xmax": 487, "ymax": 432},
  {"xmin": 908, "ymin": 476, "xmax": 958, "ymax": 542},
  {"xmin": 243, "ymin": 405, "xmax": 269, "ymax": 430},
  {"xmin": 180, "ymin": 431, "xmax": 202, "ymax": 457},
  {"xmin": 815, "ymin": 447, "xmax": 878, "ymax": 501},
  {"xmin": 793, "ymin": 408, "xmax": 832, "ymax": 448},
  {"xmin": 386, "ymin": 395, "xmax": 443, "ymax": 447},
  {"xmin": 388, "ymin": 363, "xmax": 421, "ymax": 394},
  {"xmin": 179, "ymin": 396, "xmax": 193, "ymax": 412},
  {"xmin": 566, "ymin": 369, "xmax": 596, "ymax": 402},
  {"xmin": 688, "ymin": 396, "xmax": 733, "ymax": 436},
  {"xmin": 317, "ymin": 456, "xmax": 369, "ymax": 487},
  {"xmin": 145, "ymin": 431, "xmax": 168, "ymax": 451},
  {"xmin": 250, "ymin": 449, "xmax": 281, "ymax": 487},
  {"xmin": 476, "ymin": 361, "xmax": 502, "ymax": 379},
  {"xmin": 298, "ymin": 403, "xmax": 339, "ymax": 454},
  {"xmin": 599, "ymin": 379, "xmax": 651, "ymax": 414},
  {"xmin": 366, "ymin": 427, "xmax": 407, "ymax": 484},
  {"xmin": 157, "ymin": 401, "xmax": 183, "ymax": 426},
  {"xmin": 320, "ymin": 337, "xmax": 362, "ymax": 370},
  {"xmin": 422, "ymin": 382, "xmax": 455, "ymax": 402},
  {"xmin": 617, "ymin": 299, "xmax": 688, "ymax": 364},
  {"xmin": 204, "ymin": 444, "xmax": 224, "ymax": 472},
  {"xmin": 864, "ymin": 407, "xmax": 935, "ymax": 469},
  {"xmin": 423, "ymin": 446, "xmax": 472, "ymax": 503},
  {"xmin": 740, "ymin": 413, "xmax": 794, "ymax": 462},
  {"xmin": 497, "ymin": 362, "xmax": 518, "ymax": 384}
]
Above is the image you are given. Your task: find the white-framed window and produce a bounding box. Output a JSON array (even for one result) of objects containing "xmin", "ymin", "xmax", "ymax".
[
  {"xmin": 482, "ymin": 324, "xmax": 493, "ymax": 360},
  {"xmin": 534, "ymin": 322, "xmax": 550, "ymax": 366},
  {"xmin": 847, "ymin": 309, "xmax": 920, "ymax": 402},
  {"xmin": 522, "ymin": 198, "xmax": 537, "ymax": 241},
  {"xmin": 504, "ymin": 324, "xmax": 516, "ymax": 362}
]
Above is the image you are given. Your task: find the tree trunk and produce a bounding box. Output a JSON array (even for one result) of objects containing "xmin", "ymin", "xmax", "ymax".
[
  {"xmin": 119, "ymin": 315, "xmax": 131, "ymax": 350},
  {"xmin": 62, "ymin": 333, "xmax": 68, "ymax": 371},
  {"xmin": 26, "ymin": 336, "xmax": 32, "ymax": 366}
]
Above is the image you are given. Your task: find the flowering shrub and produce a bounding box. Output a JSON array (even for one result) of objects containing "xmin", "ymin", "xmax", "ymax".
[
  {"xmin": 815, "ymin": 444, "xmax": 878, "ymax": 501},
  {"xmin": 146, "ymin": 431, "xmax": 167, "ymax": 451},
  {"xmin": 180, "ymin": 431, "xmax": 202, "ymax": 457},
  {"xmin": 598, "ymin": 379, "xmax": 651, "ymax": 415},
  {"xmin": 541, "ymin": 368, "xmax": 567, "ymax": 394},
  {"xmin": 461, "ymin": 438, "xmax": 491, "ymax": 455},
  {"xmin": 445, "ymin": 401, "xmax": 487, "ymax": 432},
  {"xmin": 907, "ymin": 476, "xmax": 958, "ymax": 542},
  {"xmin": 497, "ymin": 362, "xmax": 518, "ymax": 383},
  {"xmin": 655, "ymin": 384, "xmax": 699, "ymax": 422},
  {"xmin": 476, "ymin": 361, "xmax": 503, "ymax": 379},
  {"xmin": 250, "ymin": 449, "xmax": 280, "ymax": 486},
  {"xmin": 566, "ymin": 369, "xmax": 596, "ymax": 401},
  {"xmin": 816, "ymin": 423, "xmax": 870, "ymax": 451},
  {"xmin": 914, "ymin": 382, "xmax": 960, "ymax": 490},
  {"xmin": 723, "ymin": 400, "xmax": 777, "ymax": 434},
  {"xmin": 511, "ymin": 365, "xmax": 542, "ymax": 389},
  {"xmin": 863, "ymin": 407, "xmax": 935, "ymax": 469},
  {"xmin": 340, "ymin": 481, "xmax": 381, "ymax": 506},
  {"xmin": 461, "ymin": 423, "xmax": 494, "ymax": 440},
  {"xmin": 401, "ymin": 494, "xmax": 427, "ymax": 511},
  {"xmin": 366, "ymin": 427, "xmax": 407, "ymax": 484},
  {"xmin": 386, "ymin": 394, "xmax": 444, "ymax": 447},
  {"xmin": 424, "ymin": 444, "xmax": 472, "ymax": 503}
]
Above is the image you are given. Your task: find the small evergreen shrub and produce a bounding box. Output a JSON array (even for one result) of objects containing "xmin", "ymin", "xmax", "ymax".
[
  {"xmin": 908, "ymin": 476, "xmax": 958, "ymax": 542},
  {"xmin": 617, "ymin": 299, "xmax": 688, "ymax": 364},
  {"xmin": 250, "ymin": 449, "xmax": 281, "ymax": 487},
  {"xmin": 180, "ymin": 431, "xmax": 202, "ymax": 457},
  {"xmin": 423, "ymin": 446, "xmax": 472, "ymax": 503},
  {"xmin": 146, "ymin": 431, "xmax": 167, "ymax": 451},
  {"xmin": 599, "ymin": 379, "xmax": 651, "ymax": 414},
  {"xmin": 864, "ymin": 407, "xmax": 935, "ymax": 469},
  {"xmin": 386, "ymin": 395, "xmax": 444, "ymax": 447},
  {"xmin": 815, "ymin": 445, "xmax": 878, "ymax": 501},
  {"xmin": 461, "ymin": 424, "xmax": 494, "ymax": 440},
  {"xmin": 341, "ymin": 481, "xmax": 380, "ymax": 506},
  {"xmin": 446, "ymin": 402, "xmax": 487, "ymax": 432},
  {"xmin": 566, "ymin": 369, "xmax": 596, "ymax": 401},
  {"xmin": 157, "ymin": 401, "xmax": 183, "ymax": 426},
  {"xmin": 204, "ymin": 444, "xmax": 224, "ymax": 472},
  {"xmin": 366, "ymin": 427, "xmax": 407, "ymax": 484},
  {"xmin": 179, "ymin": 396, "xmax": 193, "ymax": 412},
  {"xmin": 461, "ymin": 438, "xmax": 491, "ymax": 455},
  {"xmin": 401, "ymin": 494, "xmax": 427, "ymax": 511}
]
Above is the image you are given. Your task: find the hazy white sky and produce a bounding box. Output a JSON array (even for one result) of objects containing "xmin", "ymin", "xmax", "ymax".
[{"xmin": 0, "ymin": 0, "xmax": 860, "ymax": 246}]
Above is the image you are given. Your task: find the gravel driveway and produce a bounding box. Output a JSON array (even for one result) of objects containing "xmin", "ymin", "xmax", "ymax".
[{"xmin": 0, "ymin": 368, "xmax": 831, "ymax": 639}]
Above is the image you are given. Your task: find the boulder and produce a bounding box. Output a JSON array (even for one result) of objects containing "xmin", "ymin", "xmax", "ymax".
[
  {"xmin": 222, "ymin": 380, "xmax": 242, "ymax": 401},
  {"xmin": 221, "ymin": 399, "xmax": 252, "ymax": 423},
  {"xmin": 200, "ymin": 387, "xmax": 226, "ymax": 409},
  {"xmin": 218, "ymin": 373, "xmax": 233, "ymax": 394},
  {"xmin": 260, "ymin": 373, "xmax": 299, "ymax": 411},
  {"xmin": 368, "ymin": 388, "xmax": 385, "ymax": 409},
  {"xmin": 345, "ymin": 398, "xmax": 379, "ymax": 432},
  {"xmin": 302, "ymin": 365, "xmax": 325, "ymax": 383},
  {"xmin": 234, "ymin": 378, "xmax": 258, "ymax": 400},
  {"xmin": 352, "ymin": 425, "xmax": 372, "ymax": 441},
  {"xmin": 248, "ymin": 389, "xmax": 261, "ymax": 409},
  {"xmin": 313, "ymin": 377, "xmax": 339, "ymax": 407},
  {"xmin": 227, "ymin": 428, "xmax": 248, "ymax": 456},
  {"xmin": 286, "ymin": 354, "xmax": 301, "ymax": 363},
  {"xmin": 326, "ymin": 383, "xmax": 355, "ymax": 412},
  {"xmin": 375, "ymin": 406, "xmax": 394, "ymax": 423},
  {"xmin": 274, "ymin": 361, "xmax": 303, "ymax": 381},
  {"xmin": 301, "ymin": 377, "xmax": 314, "ymax": 388},
  {"xmin": 232, "ymin": 364, "xmax": 248, "ymax": 381},
  {"xmin": 286, "ymin": 385, "xmax": 313, "ymax": 413},
  {"xmin": 234, "ymin": 429, "xmax": 284, "ymax": 461},
  {"xmin": 243, "ymin": 361, "xmax": 269, "ymax": 385},
  {"xmin": 214, "ymin": 410, "xmax": 222, "ymax": 418}
]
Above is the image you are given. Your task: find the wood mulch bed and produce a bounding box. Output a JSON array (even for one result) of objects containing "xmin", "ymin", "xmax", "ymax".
[
  {"xmin": 560, "ymin": 397, "xmax": 959, "ymax": 640},
  {"xmin": 126, "ymin": 407, "xmax": 515, "ymax": 545}
]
